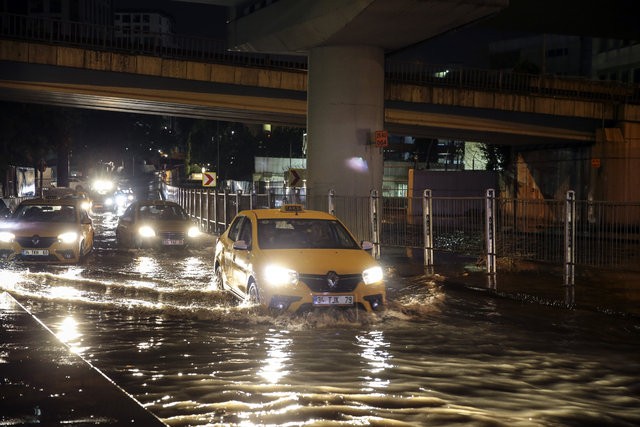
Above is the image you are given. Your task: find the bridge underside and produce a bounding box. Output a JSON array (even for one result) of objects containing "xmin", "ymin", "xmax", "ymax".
[{"xmin": 0, "ymin": 61, "xmax": 598, "ymax": 147}]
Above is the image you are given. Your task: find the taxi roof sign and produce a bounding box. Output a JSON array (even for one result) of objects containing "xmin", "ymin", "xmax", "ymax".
[{"xmin": 280, "ymin": 204, "xmax": 304, "ymax": 213}]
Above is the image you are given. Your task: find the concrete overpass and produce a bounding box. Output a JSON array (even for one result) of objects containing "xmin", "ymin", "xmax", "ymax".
[
  {"xmin": 1, "ymin": 0, "xmax": 639, "ymax": 201},
  {"xmin": 0, "ymin": 39, "xmax": 632, "ymax": 147}
]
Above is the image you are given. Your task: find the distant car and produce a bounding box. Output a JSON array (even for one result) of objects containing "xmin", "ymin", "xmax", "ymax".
[
  {"xmin": 110, "ymin": 187, "xmax": 135, "ymax": 211},
  {"xmin": 115, "ymin": 200, "xmax": 201, "ymax": 249},
  {"xmin": 0, "ymin": 198, "xmax": 94, "ymax": 263},
  {"xmin": 213, "ymin": 204, "xmax": 385, "ymax": 313}
]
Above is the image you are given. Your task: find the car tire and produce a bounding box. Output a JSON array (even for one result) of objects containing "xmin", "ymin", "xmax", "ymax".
[
  {"xmin": 247, "ymin": 281, "xmax": 260, "ymax": 305},
  {"xmin": 214, "ymin": 264, "xmax": 224, "ymax": 290}
]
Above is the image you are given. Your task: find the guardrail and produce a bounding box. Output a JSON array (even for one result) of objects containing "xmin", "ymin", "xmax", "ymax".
[
  {"xmin": 2, "ymin": 12, "xmax": 639, "ymax": 105},
  {"xmin": 165, "ymin": 184, "xmax": 640, "ymax": 276}
]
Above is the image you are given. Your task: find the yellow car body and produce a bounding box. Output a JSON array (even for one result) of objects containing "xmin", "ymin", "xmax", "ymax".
[
  {"xmin": 116, "ymin": 200, "xmax": 202, "ymax": 249},
  {"xmin": 0, "ymin": 198, "xmax": 94, "ymax": 263},
  {"xmin": 214, "ymin": 205, "xmax": 385, "ymax": 312}
]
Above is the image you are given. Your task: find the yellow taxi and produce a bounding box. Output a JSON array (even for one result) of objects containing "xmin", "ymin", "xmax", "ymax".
[
  {"xmin": 116, "ymin": 200, "xmax": 202, "ymax": 249},
  {"xmin": 0, "ymin": 198, "xmax": 94, "ymax": 263},
  {"xmin": 213, "ymin": 204, "xmax": 385, "ymax": 312}
]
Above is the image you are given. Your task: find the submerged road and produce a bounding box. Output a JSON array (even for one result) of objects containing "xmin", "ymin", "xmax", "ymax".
[{"xmin": 1, "ymin": 209, "xmax": 639, "ymax": 426}]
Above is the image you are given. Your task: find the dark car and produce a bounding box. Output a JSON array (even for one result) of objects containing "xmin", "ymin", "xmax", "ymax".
[{"xmin": 115, "ymin": 200, "xmax": 202, "ymax": 249}]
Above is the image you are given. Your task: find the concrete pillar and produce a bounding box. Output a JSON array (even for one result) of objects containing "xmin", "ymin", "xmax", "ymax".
[{"xmin": 306, "ymin": 45, "xmax": 384, "ymax": 206}]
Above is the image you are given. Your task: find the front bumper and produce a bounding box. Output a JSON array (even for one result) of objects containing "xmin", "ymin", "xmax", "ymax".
[{"xmin": 0, "ymin": 242, "xmax": 81, "ymax": 263}]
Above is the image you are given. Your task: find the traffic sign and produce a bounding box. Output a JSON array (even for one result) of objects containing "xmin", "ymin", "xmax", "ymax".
[
  {"xmin": 288, "ymin": 168, "xmax": 305, "ymax": 187},
  {"xmin": 374, "ymin": 130, "xmax": 388, "ymax": 147},
  {"xmin": 202, "ymin": 171, "xmax": 216, "ymax": 187}
]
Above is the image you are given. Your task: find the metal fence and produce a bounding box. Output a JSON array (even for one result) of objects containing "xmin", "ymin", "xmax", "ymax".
[
  {"xmin": 2, "ymin": 12, "xmax": 639, "ymax": 105},
  {"xmin": 165, "ymin": 184, "xmax": 640, "ymax": 274}
]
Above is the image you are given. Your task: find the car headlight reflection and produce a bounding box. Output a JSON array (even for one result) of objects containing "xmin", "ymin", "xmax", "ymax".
[
  {"xmin": 362, "ymin": 266, "xmax": 383, "ymax": 284},
  {"xmin": 58, "ymin": 231, "xmax": 79, "ymax": 244},
  {"xmin": 0, "ymin": 231, "xmax": 15, "ymax": 243},
  {"xmin": 138, "ymin": 226, "xmax": 156, "ymax": 238},
  {"xmin": 187, "ymin": 226, "xmax": 200, "ymax": 238},
  {"xmin": 264, "ymin": 265, "xmax": 298, "ymax": 287}
]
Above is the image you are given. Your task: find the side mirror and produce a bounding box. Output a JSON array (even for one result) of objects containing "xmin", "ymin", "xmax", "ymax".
[
  {"xmin": 361, "ymin": 241, "xmax": 374, "ymax": 251},
  {"xmin": 232, "ymin": 240, "xmax": 250, "ymax": 250},
  {"xmin": 81, "ymin": 217, "xmax": 92, "ymax": 225}
]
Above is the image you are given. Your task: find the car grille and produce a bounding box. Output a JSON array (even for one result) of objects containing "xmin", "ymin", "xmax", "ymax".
[
  {"xmin": 159, "ymin": 231, "xmax": 185, "ymax": 240},
  {"xmin": 15, "ymin": 236, "xmax": 57, "ymax": 248},
  {"xmin": 299, "ymin": 273, "xmax": 362, "ymax": 293}
]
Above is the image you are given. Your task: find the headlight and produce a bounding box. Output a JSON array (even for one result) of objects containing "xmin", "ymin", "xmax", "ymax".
[
  {"xmin": 0, "ymin": 231, "xmax": 15, "ymax": 243},
  {"xmin": 187, "ymin": 226, "xmax": 200, "ymax": 238},
  {"xmin": 80, "ymin": 201, "xmax": 91, "ymax": 211},
  {"xmin": 92, "ymin": 179, "xmax": 114, "ymax": 192},
  {"xmin": 264, "ymin": 265, "xmax": 298, "ymax": 286},
  {"xmin": 362, "ymin": 266, "xmax": 383, "ymax": 284},
  {"xmin": 138, "ymin": 225, "xmax": 156, "ymax": 238},
  {"xmin": 105, "ymin": 197, "xmax": 114, "ymax": 206},
  {"xmin": 58, "ymin": 231, "xmax": 79, "ymax": 244}
]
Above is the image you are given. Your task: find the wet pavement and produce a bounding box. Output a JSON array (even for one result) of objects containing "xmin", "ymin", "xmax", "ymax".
[
  {"xmin": 0, "ymin": 292, "xmax": 166, "ymax": 426},
  {"xmin": 0, "ymin": 248, "xmax": 640, "ymax": 426}
]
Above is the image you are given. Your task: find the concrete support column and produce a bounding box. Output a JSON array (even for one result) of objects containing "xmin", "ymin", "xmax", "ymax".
[{"xmin": 306, "ymin": 45, "xmax": 384, "ymax": 205}]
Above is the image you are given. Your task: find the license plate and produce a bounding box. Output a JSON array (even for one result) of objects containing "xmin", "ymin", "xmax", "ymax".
[
  {"xmin": 162, "ymin": 239, "xmax": 184, "ymax": 246},
  {"xmin": 313, "ymin": 295, "xmax": 354, "ymax": 306},
  {"xmin": 22, "ymin": 249, "xmax": 49, "ymax": 256}
]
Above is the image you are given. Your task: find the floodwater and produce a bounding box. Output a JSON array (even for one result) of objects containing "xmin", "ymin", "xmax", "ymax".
[{"xmin": 1, "ymin": 211, "xmax": 639, "ymax": 427}]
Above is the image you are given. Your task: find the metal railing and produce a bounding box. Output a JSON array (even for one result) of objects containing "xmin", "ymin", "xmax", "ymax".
[
  {"xmin": 2, "ymin": 12, "xmax": 639, "ymax": 105},
  {"xmin": 166, "ymin": 183, "xmax": 640, "ymax": 274}
]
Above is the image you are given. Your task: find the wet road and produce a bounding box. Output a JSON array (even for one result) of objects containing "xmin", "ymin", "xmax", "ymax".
[{"xmin": 1, "ymin": 211, "xmax": 639, "ymax": 426}]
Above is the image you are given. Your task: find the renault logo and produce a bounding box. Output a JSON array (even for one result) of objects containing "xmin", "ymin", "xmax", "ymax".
[
  {"xmin": 31, "ymin": 235, "xmax": 40, "ymax": 246},
  {"xmin": 326, "ymin": 271, "xmax": 339, "ymax": 288}
]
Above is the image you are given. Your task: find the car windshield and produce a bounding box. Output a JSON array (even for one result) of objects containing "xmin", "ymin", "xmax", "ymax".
[
  {"xmin": 13, "ymin": 204, "xmax": 76, "ymax": 223},
  {"xmin": 139, "ymin": 204, "xmax": 187, "ymax": 221},
  {"xmin": 257, "ymin": 219, "xmax": 360, "ymax": 250}
]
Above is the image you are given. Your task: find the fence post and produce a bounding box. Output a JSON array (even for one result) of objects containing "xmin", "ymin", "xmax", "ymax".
[
  {"xmin": 370, "ymin": 189, "xmax": 381, "ymax": 259},
  {"xmin": 223, "ymin": 189, "xmax": 228, "ymax": 232},
  {"xmin": 485, "ymin": 189, "xmax": 497, "ymax": 277},
  {"xmin": 213, "ymin": 189, "xmax": 218, "ymax": 234},
  {"xmin": 204, "ymin": 189, "xmax": 210, "ymax": 232},
  {"xmin": 423, "ymin": 189, "xmax": 434, "ymax": 271},
  {"xmin": 198, "ymin": 189, "xmax": 203, "ymax": 230},
  {"xmin": 235, "ymin": 190, "xmax": 242, "ymax": 216},
  {"xmin": 328, "ymin": 189, "xmax": 335, "ymax": 216},
  {"xmin": 564, "ymin": 190, "xmax": 576, "ymax": 287}
]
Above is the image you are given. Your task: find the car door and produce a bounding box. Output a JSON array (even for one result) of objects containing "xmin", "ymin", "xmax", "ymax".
[
  {"xmin": 117, "ymin": 204, "xmax": 136, "ymax": 246},
  {"xmin": 221, "ymin": 216, "xmax": 245, "ymax": 295},
  {"xmin": 231, "ymin": 218, "xmax": 253, "ymax": 296}
]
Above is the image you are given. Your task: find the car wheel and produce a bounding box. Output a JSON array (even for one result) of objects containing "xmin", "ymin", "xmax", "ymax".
[
  {"xmin": 214, "ymin": 264, "xmax": 224, "ymax": 290},
  {"xmin": 247, "ymin": 281, "xmax": 260, "ymax": 305}
]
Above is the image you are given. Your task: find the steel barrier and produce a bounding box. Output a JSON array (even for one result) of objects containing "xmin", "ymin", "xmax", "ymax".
[{"xmin": 165, "ymin": 183, "xmax": 640, "ymax": 273}]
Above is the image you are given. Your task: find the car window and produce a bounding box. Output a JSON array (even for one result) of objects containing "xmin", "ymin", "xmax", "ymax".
[
  {"xmin": 14, "ymin": 204, "xmax": 75, "ymax": 223},
  {"xmin": 227, "ymin": 216, "xmax": 245, "ymax": 242},
  {"xmin": 257, "ymin": 219, "xmax": 360, "ymax": 250},
  {"xmin": 238, "ymin": 220, "xmax": 252, "ymax": 246}
]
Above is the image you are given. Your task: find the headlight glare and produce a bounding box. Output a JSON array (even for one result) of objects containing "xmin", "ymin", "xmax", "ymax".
[
  {"xmin": 0, "ymin": 231, "xmax": 15, "ymax": 243},
  {"xmin": 138, "ymin": 225, "xmax": 156, "ymax": 238},
  {"xmin": 58, "ymin": 231, "xmax": 78, "ymax": 244},
  {"xmin": 362, "ymin": 266, "xmax": 383, "ymax": 284},
  {"xmin": 187, "ymin": 226, "xmax": 200, "ymax": 238},
  {"xmin": 264, "ymin": 265, "xmax": 298, "ymax": 286}
]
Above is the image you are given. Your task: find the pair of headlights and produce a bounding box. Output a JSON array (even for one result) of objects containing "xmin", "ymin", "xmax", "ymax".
[
  {"xmin": 137, "ymin": 225, "xmax": 201, "ymax": 238},
  {"xmin": 263, "ymin": 265, "xmax": 384, "ymax": 286},
  {"xmin": 0, "ymin": 231, "xmax": 78, "ymax": 244}
]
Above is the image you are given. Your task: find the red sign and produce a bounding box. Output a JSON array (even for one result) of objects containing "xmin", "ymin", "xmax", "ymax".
[
  {"xmin": 202, "ymin": 172, "xmax": 216, "ymax": 187},
  {"xmin": 374, "ymin": 130, "xmax": 388, "ymax": 147}
]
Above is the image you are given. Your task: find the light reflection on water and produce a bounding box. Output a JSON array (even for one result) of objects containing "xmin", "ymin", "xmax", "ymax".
[{"xmin": 1, "ymin": 230, "xmax": 639, "ymax": 426}]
